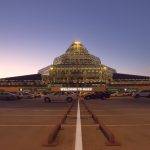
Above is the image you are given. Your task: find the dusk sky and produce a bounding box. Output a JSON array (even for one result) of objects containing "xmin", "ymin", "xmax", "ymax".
[{"xmin": 0, "ymin": 0, "xmax": 150, "ymax": 78}]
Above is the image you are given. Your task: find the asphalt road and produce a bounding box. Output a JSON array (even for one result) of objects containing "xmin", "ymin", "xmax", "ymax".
[
  {"xmin": 0, "ymin": 96, "xmax": 150, "ymax": 150},
  {"xmin": 83, "ymin": 97, "xmax": 150, "ymax": 150},
  {"xmin": 0, "ymin": 99, "xmax": 76, "ymax": 150}
]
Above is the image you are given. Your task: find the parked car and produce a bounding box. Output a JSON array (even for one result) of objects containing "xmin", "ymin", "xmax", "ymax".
[
  {"xmin": 21, "ymin": 92, "xmax": 34, "ymax": 99},
  {"xmin": 42, "ymin": 92, "xmax": 77, "ymax": 103},
  {"xmin": 12, "ymin": 92, "xmax": 23, "ymax": 99},
  {"xmin": 133, "ymin": 90, "xmax": 150, "ymax": 98},
  {"xmin": 80, "ymin": 92, "xmax": 94, "ymax": 97},
  {"xmin": 111, "ymin": 92, "xmax": 125, "ymax": 97},
  {"xmin": 123, "ymin": 92, "xmax": 132, "ymax": 96},
  {"xmin": 0, "ymin": 92, "xmax": 18, "ymax": 100},
  {"xmin": 84, "ymin": 91, "xmax": 110, "ymax": 100},
  {"xmin": 34, "ymin": 92, "xmax": 42, "ymax": 98}
]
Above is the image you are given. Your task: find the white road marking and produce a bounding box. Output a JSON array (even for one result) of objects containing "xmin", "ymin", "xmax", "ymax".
[
  {"xmin": 64, "ymin": 124, "xmax": 150, "ymax": 127},
  {"xmin": 106, "ymin": 124, "xmax": 150, "ymax": 127},
  {"xmin": 1, "ymin": 124, "xmax": 150, "ymax": 127},
  {"xmin": 64, "ymin": 124, "xmax": 99, "ymax": 127},
  {"xmin": 95, "ymin": 114, "xmax": 150, "ymax": 117},
  {"xmin": 75, "ymin": 100, "xmax": 83, "ymax": 150},
  {"xmin": 0, "ymin": 115, "xmax": 64, "ymax": 117},
  {"xmin": 93, "ymin": 108, "xmax": 150, "ymax": 111},
  {"xmin": 0, "ymin": 125, "xmax": 54, "ymax": 127},
  {"xmin": 0, "ymin": 124, "xmax": 98, "ymax": 127},
  {"xmin": 32, "ymin": 109, "xmax": 67, "ymax": 112},
  {"xmin": 0, "ymin": 109, "xmax": 67, "ymax": 111}
]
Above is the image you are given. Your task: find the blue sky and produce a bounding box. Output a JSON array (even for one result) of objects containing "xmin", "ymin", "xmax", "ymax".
[{"xmin": 0, "ymin": 0, "xmax": 150, "ymax": 77}]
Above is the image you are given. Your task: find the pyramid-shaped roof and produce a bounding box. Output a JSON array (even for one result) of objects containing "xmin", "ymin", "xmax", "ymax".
[
  {"xmin": 66, "ymin": 41, "xmax": 89, "ymax": 54},
  {"xmin": 53, "ymin": 41, "xmax": 101, "ymax": 67}
]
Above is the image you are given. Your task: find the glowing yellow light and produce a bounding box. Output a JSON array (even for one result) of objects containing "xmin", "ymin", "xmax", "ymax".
[
  {"xmin": 74, "ymin": 41, "xmax": 81, "ymax": 45},
  {"xmin": 103, "ymin": 66, "xmax": 107, "ymax": 70},
  {"xmin": 50, "ymin": 67, "xmax": 53, "ymax": 70}
]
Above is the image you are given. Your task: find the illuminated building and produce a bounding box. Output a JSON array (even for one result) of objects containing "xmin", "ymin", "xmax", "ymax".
[
  {"xmin": 39, "ymin": 41, "xmax": 116, "ymax": 87},
  {"xmin": 0, "ymin": 41, "xmax": 150, "ymax": 92}
]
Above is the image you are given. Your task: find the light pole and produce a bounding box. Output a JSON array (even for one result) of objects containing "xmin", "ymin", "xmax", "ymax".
[
  {"xmin": 50, "ymin": 67, "xmax": 54, "ymax": 85},
  {"xmin": 101, "ymin": 66, "xmax": 107, "ymax": 89},
  {"xmin": 103, "ymin": 66, "xmax": 107, "ymax": 84}
]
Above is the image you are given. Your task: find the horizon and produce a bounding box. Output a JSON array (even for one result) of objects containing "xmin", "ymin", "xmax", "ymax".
[
  {"xmin": 0, "ymin": 0, "xmax": 150, "ymax": 78},
  {"xmin": 1, "ymin": 39, "xmax": 150, "ymax": 78}
]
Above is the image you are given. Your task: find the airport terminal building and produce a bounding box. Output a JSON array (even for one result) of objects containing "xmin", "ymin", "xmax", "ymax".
[
  {"xmin": 0, "ymin": 41, "xmax": 150, "ymax": 92},
  {"xmin": 38, "ymin": 41, "xmax": 116, "ymax": 87}
]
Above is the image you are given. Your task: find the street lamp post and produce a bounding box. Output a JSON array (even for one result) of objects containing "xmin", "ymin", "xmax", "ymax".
[
  {"xmin": 50, "ymin": 67, "xmax": 54, "ymax": 85},
  {"xmin": 101, "ymin": 66, "xmax": 107, "ymax": 86}
]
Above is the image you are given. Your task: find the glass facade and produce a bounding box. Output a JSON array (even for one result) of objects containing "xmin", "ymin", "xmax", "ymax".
[
  {"xmin": 0, "ymin": 41, "xmax": 149, "ymax": 90},
  {"xmin": 40, "ymin": 41, "xmax": 116, "ymax": 87}
]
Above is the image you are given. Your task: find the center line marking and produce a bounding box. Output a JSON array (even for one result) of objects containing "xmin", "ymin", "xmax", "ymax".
[{"xmin": 75, "ymin": 100, "xmax": 83, "ymax": 150}]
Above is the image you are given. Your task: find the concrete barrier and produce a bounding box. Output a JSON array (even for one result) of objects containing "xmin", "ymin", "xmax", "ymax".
[
  {"xmin": 43, "ymin": 102, "xmax": 75, "ymax": 146},
  {"xmin": 43, "ymin": 122, "xmax": 62, "ymax": 146},
  {"xmin": 66, "ymin": 102, "xmax": 75, "ymax": 115},
  {"xmin": 98, "ymin": 121, "xmax": 121, "ymax": 146},
  {"xmin": 91, "ymin": 114, "xmax": 99, "ymax": 124},
  {"xmin": 82, "ymin": 100, "xmax": 121, "ymax": 146}
]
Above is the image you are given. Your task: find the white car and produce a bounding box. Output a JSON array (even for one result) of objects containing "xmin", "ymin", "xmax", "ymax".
[
  {"xmin": 42, "ymin": 92, "xmax": 77, "ymax": 103},
  {"xmin": 21, "ymin": 92, "xmax": 34, "ymax": 99},
  {"xmin": 134, "ymin": 90, "xmax": 150, "ymax": 98},
  {"xmin": 111, "ymin": 92, "xmax": 124, "ymax": 97}
]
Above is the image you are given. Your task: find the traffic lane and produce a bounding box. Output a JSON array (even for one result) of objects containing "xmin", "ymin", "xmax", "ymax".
[
  {"xmin": 0, "ymin": 108, "xmax": 70, "ymax": 115},
  {"xmin": 85, "ymin": 98, "xmax": 150, "ymax": 133},
  {"xmin": 0, "ymin": 102, "xmax": 76, "ymax": 150},
  {"xmin": 84, "ymin": 100, "xmax": 135, "ymax": 110},
  {"xmin": 47, "ymin": 104, "xmax": 77, "ymax": 150},
  {"xmin": 93, "ymin": 109, "xmax": 150, "ymax": 116},
  {"xmin": 0, "ymin": 99, "xmax": 72, "ymax": 116},
  {"xmin": 0, "ymin": 105, "xmax": 71, "ymax": 125},
  {"xmin": 0, "ymin": 126, "xmax": 76, "ymax": 150},
  {"xmin": 81, "ymin": 105, "xmax": 120, "ymax": 150},
  {"xmin": 81, "ymin": 104, "xmax": 106, "ymax": 150},
  {"xmin": 85, "ymin": 97, "xmax": 150, "ymax": 109},
  {"xmin": 0, "ymin": 126, "xmax": 53, "ymax": 150},
  {"xmin": 83, "ymin": 97, "xmax": 150, "ymax": 116},
  {"xmin": 96, "ymin": 115, "xmax": 150, "ymax": 125},
  {"xmin": 49, "ymin": 126, "xmax": 76, "ymax": 150},
  {"xmin": 82, "ymin": 126, "xmax": 111, "ymax": 150},
  {"xmin": 81, "ymin": 107, "xmax": 150, "ymax": 117},
  {"xmin": 82, "ymin": 98, "xmax": 150, "ymax": 150},
  {"xmin": 0, "ymin": 98, "xmax": 72, "ymax": 108},
  {"xmin": 107, "ymin": 126, "xmax": 150, "ymax": 150},
  {"xmin": 85, "ymin": 98, "xmax": 150, "ymax": 111},
  {"xmin": 0, "ymin": 115, "xmax": 63, "ymax": 125},
  {"xmin": 82, "ymin": 125, "xmax": 150, "ymax": 150}
]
